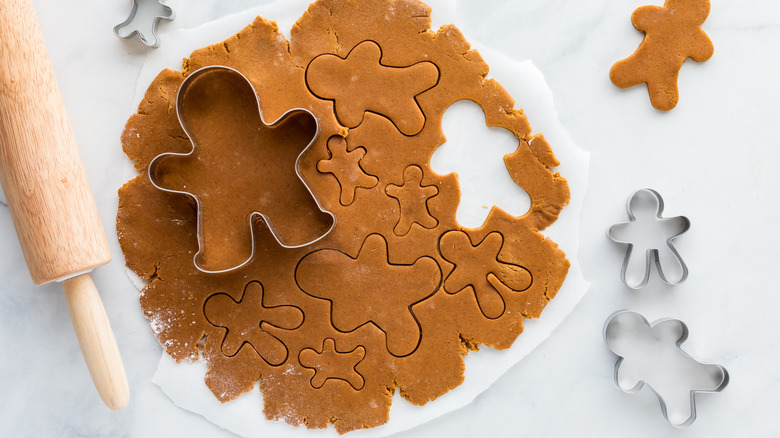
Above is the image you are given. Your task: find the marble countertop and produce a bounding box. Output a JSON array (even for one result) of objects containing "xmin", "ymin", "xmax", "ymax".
[{"xmin": 1, "ymin": 0, "xmax": 778, "ymax": 436}]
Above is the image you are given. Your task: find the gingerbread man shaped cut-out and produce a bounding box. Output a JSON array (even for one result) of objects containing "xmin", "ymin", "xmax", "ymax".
[
  {"xmin": 299, "ymin": 338, "xmax": 366, "ymax": 390},
  {"xmin": 610, "ymin": 0, "xmax": 714, "ymax": 111},
  {"xmin": 386, "ymin": 165, "xmax": 439, "ymax": 236},
  {"xmin": 295, "ymin": 234, "xmax": 441, "ymax": 357},
  {"xmin": 317, "ymin": 136, "xmax": 378, "ymax": 206},
  {"xmin": 306, "ymin": 40, "xmax": 439, "ymax": 135},
  {"xmin": 430, "ymin": 100, "xmax": 531, "ymax": 229},
  {"xmin": 439, "ymin": 231, "xmax": 532, "ymax": 320},
  {"xmin": 204, "ymin": 281, "xmax": 304, "ymax": 365}
]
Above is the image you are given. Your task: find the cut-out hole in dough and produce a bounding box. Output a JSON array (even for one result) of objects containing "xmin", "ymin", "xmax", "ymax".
[{"xmin": 430, "ymin": 100, "xmax": 530, "ymax": 229}]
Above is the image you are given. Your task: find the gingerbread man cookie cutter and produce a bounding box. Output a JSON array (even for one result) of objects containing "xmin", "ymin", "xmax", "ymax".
[
  {"xmin": 608, "ymin": 188, "xmax": 690, "ymax": 289},
  {"xmin": 147, "ymin": 65, "xmax": 336, "ymax": 274},
  {"xmin": 113, "ymin": 0, "xmax": 175, "ymax": 48},
  {"xmin": 604, "ymin": 310, "xmax": 729, "ymax": 427}
]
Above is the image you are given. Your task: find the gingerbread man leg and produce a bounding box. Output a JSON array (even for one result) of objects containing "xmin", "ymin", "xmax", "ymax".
[{"xmin": 646, "ymin": 70, "xmax": 680, "ymax": 111}]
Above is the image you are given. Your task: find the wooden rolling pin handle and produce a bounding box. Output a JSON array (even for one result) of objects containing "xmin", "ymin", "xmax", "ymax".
[{"xmin": 63, "ymin": 274, "xmax": 129, "ymax": 411}]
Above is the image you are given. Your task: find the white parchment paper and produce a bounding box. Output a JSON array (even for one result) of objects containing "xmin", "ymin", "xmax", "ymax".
[{"xmin": 131, "ymin": 1, "xmax": 591, "ymax": 436}]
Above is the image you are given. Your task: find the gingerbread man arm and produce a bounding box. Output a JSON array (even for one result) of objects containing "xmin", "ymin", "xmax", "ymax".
[
  {"xmin": 688, "ymin": 32, "xmax": 714, "ymax": 62},
  {"xmin": 631, "ymin": 5, "xmax": 664, "ymax": 32}
]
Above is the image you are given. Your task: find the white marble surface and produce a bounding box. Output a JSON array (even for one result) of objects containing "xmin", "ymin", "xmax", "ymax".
[{"xmin": 0, "ymin": 0, "xmax": 778, "ymax": 437}]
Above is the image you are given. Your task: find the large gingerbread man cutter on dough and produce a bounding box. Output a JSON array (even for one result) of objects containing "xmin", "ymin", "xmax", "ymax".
[{"xmin": 147, "ymin": 65, "xmax": 336, "ymax": 274}]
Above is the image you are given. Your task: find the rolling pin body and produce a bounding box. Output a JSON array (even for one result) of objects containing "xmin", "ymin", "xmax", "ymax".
[{"xmin": 0, "ymin": 0, "xmax": 110, "ymax": 284}]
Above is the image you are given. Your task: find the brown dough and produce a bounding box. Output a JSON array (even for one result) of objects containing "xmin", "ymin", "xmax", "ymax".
[
  {"xmin": 610, "ymin": 0, "xmax": 714, "ymax": 111},
  {"xmin": 118, "ymin": 0, "xmax": 570, "ymax": 433}
]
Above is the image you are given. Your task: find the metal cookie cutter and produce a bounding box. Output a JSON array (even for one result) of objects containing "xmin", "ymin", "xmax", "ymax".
[
  {"xmin": 148, "ymin": 65, "xmax": 336, "ymax": 274},
  {"xmin": 114, "ymin": 0, "xmax": 175, "ymax": 48},
  {"xmin": 604, "ymin": 310, "xmax": 729, "ymax": 427},
  {"xmin": 607, "ymin": 188, "xmax": 690, "ymax": 289}
]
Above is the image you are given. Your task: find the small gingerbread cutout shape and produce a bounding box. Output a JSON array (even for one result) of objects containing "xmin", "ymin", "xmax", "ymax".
[
  {"xmin": 610, "ymin": 0, "xmax": 714, "ymax": 111},
  {"xmin": 386, "ymin": 165, "xmax": 439, "ymax": 236},
  {"xmin": 317, "ymin": 136, "xmax": 378, "ymax": 206},
  {"xmin": 299, "ymin": 338, "xmax": 366, "ymax": 390}
]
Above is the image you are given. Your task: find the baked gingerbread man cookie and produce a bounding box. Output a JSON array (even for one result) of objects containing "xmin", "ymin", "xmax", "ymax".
[
  {"xmin": 118, "ymin": 0, "xmax": 570, "ymax": 432},
  {"xmin": 610, "ymin": 0, "xmax": 714, "ymax": 111}
]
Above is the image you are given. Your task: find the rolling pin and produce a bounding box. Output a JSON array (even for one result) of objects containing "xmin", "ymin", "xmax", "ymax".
[{"xmin": 0, "ymin": 0, "xmax": 129, "ymax": 410}]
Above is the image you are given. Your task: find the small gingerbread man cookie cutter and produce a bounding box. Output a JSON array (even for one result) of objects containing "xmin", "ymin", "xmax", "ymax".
[
  {"xmin": 608, "ymin": 188, "xmax": 690, "ymax": 289},
  {"xmin": 604, "ymin": 310, "xmax": 729, "ymax": 427},
  {"xmin": 113, "ymin": 0, "xmax": 175, "ymax": 48},
  {"xmin": 147, "ymin": 65, "xmax": 336, "ymax": 274}
]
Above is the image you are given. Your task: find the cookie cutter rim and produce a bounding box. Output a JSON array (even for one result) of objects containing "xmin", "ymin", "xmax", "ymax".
[
  {"xmin": 607, "ymin": 188, "xmax": 690, "ymax": 289},
  {"xmin": 147, "ymin": 65, "xmax": 337, "ymax": 274},
  {"xmin": 113, "ymin": 0, "xmax": 175, "ymax": 48},
  {"xmin": 603, "ymin": 310, "xmax": 729, "ymax": 428}
]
